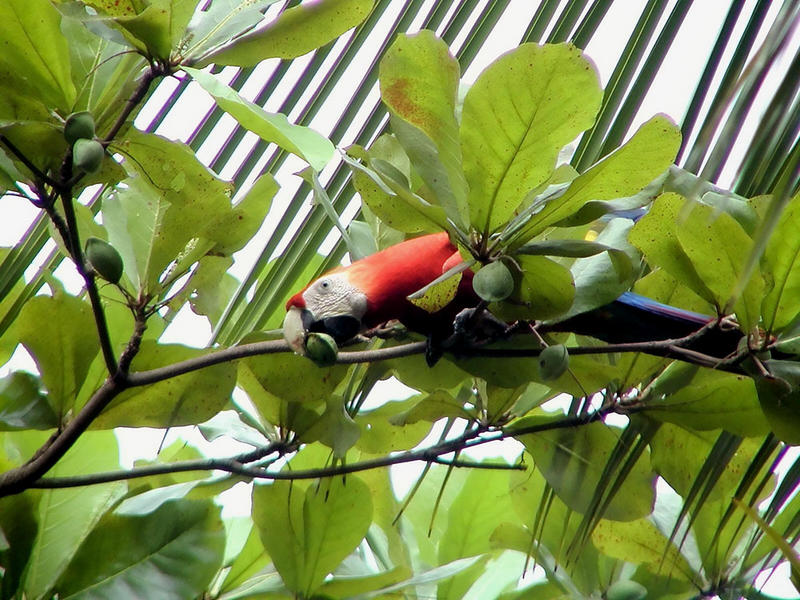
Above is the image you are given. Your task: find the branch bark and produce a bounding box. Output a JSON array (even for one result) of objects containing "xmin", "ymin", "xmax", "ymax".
[{"xmin": 26, "ymin": 405, "xmax": 619, "ymax": 490}]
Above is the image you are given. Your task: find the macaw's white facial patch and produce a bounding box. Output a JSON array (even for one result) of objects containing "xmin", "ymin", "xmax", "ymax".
[{"xmin": 302, "ymin": 271, "xmax": 368, "ymax": 322}]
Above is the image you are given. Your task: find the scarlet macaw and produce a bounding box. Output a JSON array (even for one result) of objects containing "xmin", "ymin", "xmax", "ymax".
[{"xmin": 284, "ymin": 232, "xmax": 741, "ymax": 358}]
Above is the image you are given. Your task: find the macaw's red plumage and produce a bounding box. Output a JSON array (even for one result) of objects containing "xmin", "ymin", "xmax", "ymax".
[
  {"xmin": 285, "ymin": 232, "xmax": 477, "ymax": 338},
  {"xmin": 285, "ymin": 232, "xmax": 743, "ymax": 359}
]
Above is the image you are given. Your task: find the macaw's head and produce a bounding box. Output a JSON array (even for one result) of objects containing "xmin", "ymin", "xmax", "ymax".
[{"xmin": 283, "ymin": 270, "xmax": 367, "ymax": 352}]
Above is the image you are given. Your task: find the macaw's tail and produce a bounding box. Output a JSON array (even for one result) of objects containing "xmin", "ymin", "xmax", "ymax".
[{"xmin": 545, "ymin": 292, "xmax": 743, "ymax": 359}]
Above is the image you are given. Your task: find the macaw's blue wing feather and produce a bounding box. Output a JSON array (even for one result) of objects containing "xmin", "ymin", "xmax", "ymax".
[{"xmin": 547, "ymin": 291, "xmax": 742, "ymax": 358}]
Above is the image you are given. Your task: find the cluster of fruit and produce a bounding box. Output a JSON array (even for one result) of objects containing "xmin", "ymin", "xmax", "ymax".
[
  {"xmin": 64, "ymin": 112, "xmax": 104, "ymax": 175},
  {"xmin": 62, "ymin": 112, "xmax": 123, "ymax": 285}
]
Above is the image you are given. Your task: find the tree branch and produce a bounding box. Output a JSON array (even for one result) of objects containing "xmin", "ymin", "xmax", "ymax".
[
  {"xmin": 0, "ymin": 134, "xmax": 58, "ymax": 188},
  {"xmin": 123, "ymin": 326, "xmax": 741, "ymax": 391},
  {"xmin": 0, "ymin": 378, "xmax": 125, "ymax": 497},
  {"xmin": 102, "ymin": 62, "xmax": 166, "ymax": 144},
  {"xmin": 26, "ymin": 408, "xmax": 616, "ymax": 490},
  {"xmin": 55, "ymin": 162, "xmax": 120, "ymax": 375},
  {"xmin": 124, "ymin": 339, "xmax": 428, "ymax": 387},
  {"xmin": 0, "ymin": 314, "xmax": 736, "ymax": 497},
  {"xmin": 0, "ymin": 61, "xmax": 175, "ymax": 497}
]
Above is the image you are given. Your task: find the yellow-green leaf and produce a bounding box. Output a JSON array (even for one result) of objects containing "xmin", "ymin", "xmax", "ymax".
[{"xmin": 461, "ymin": 43, "xmax": 602, "ymax": 233}]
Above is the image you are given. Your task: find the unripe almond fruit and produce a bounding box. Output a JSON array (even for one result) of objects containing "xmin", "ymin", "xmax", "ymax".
[
  {"xmin": 473, "ymin": 260, "xmax": 514, "ymax": 302},
  {"xmin": 537, "ymin": 344, "xmax": 569, "ymax": 381},
  {"xmin": 73, "ymin": 139, "xmax": 104, "ymax": 174},
  {"xmin": 64, "ymin": 111, "xmax": 95, "ymax": 145},
  {"xmin": 305, "ymin": 332, "xmax": 338, "ymax": 367},
  {"xmin": 85, "ymin": 237, "xmax": 123, "ymax": 284}
]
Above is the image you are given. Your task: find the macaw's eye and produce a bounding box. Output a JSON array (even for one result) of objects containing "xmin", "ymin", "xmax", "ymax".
[
  {"xmin": 320, "ymin": 280, "xmax": 330, "ymax": 289},
  {"xmin": 310, "ymin": 315, "xmax": 361, "ymax": 342}
]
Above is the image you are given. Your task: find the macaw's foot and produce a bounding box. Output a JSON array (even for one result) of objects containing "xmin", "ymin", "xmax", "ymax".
[{"xmin": 423, "ymin": 307, "xmax": 513, "ymax": 366}]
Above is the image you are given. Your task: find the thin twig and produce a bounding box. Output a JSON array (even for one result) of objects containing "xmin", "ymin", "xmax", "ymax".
[
  {"xmin": 55, "ymin": 162, "xmax": 119, "ymax": 375},
  {"xmin": 102, "ymin": 62, "xmax": 166, "ymax": 144},
  {"xmin": 26, "ymin": 406, "xmax": 618, "ymax": 490}
]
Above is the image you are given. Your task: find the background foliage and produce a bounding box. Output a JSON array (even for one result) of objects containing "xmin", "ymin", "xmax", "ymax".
[{"xmin": 1, "ymin": 1, "xmax": 800, "ymax": 599}]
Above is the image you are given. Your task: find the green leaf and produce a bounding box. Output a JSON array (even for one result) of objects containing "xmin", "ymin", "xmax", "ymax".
[
  {"xmin": 252, "ymin": 475, "xmax": 372, "ymax": 596},
  {"xmin": 0, "ymin": 0, "xmax": 76, "ymax": 111},
  {"xmin": 498, "ymin": 581, "xmax": 571, "ymax": 600},
  {"xmin": 15, "ymin": 292, "xmax": 99, "ymax": 419},
  {"xmin": 390, "ymin": 353, "xmax": 468, "ymax": 392},
  {"xmin": 182, "ymin": 0, "xmax": 274, "ymax": 63},
  {"xmin": 407, "ymin": 270, "xmax": 462, "ymax": 312},
  {"xmin": 753, "ymin": 370, "xmax": 800, "ymax": 444},
  {"xmin": 562, "ymin": 218, "xmax": 637, "ymax": 318},
  {"xmin": 399, "ymin": 464, "xmax": 471, "ymax": 566},
  {"xmin": 184, "ymin": 66, "xmax": 335, "ymax": 171},
  {"xmin": 761, "ymin": 191, "xmax": 800, "ymax": 332},
  {"xmin": 318, "ymin": 567, "xmax": 412, "ymax": 598},
  {"xmin": 208, "ymin": 176, "xmax": 276, "ymax": 257},
  {"xmin": 354, "ymin": 396, "xmax": 437, "ymax": 454},
  {"xmin": 518, "ymin": 419, "xmax": 656, "ymax": 521},
  {"xmin": 0, "ymin": 146, "xmax": 26, "ymax": 192},
  {"xmin": 386, "ymin": 390, "xmax": 474, "ymax": 426},
  {"xmin": 591, "ymin": 518, "xmax": 693, "ymax": 579},
  {"xmin": 0, "ymin": 372, "xmax": 57, "ymax": 431},
  {"xmin": 506, "ymin": 465, "xmax": 614, "ymax": 594},
  {"xmin": 461, "ymin": 43, "xmax": 602, "ymax": 233},
  {"xmin": 491, "ymin": 255, "xmax": 575, "ymax": 322},
  {"xmin": 84, "ymin": 0, "xmax": 197, "ymax": 59},
  {"xmin": 347, "ymin": 219, "xmax": 378, "ymax": 260},
  {"xmin": 650, "ymin": 424, "xmax": 766, "ymax": 500},
  {"xmin": 514, "ymin": 115, "xmax": 681, "ymax": 243},
  {"xmin": 733, "ymin": 499, "xmax": 800, "ymax": 591},
  {"xmin": 0, "ymin": 488, "xmax": 39, "ymax": 599},
  {"xmin": 518, "ymin": 238, "xmax": 630, "ymax": 259},
  {"xmin": 458, "ymin": 345, "xmax": 617, "ymax": 396},
  {"xmin": 217, "ymin": 522, "xmax": 271, "ymax": 594},
  {"xmin": 380, "ymin": 31, "xmax": 469, "ymax": 229},
  {"xmin": 105, "ymin": 130, "xmax": 235, "ymax": 293},
  {"xmin": 367, "ymin": 557, "xmax": 484, "ymax": 598},
  {"xmin": 0, "ymin": 122, "xmax": 68, "ymax": 182},
  {"xmin": 199, "ymin": 0, "xmax": 374, "ymax": 66},
  {"xmin": 92, "ymin": 341, "xmax": 236, "ymax": 428},
  {"xmin": 629, "ymin": 193, "xmax": 715, "ymax": 303},
  {"xmin": 675, "ymin": 201, "xmax": 764, "ymax": 330},
  {"xmin": 644, "ymin": 367, "xmax": 768, "ymax": 437},
  {"xmin": 438, "ymin": 468, "xmax": 515, "ymax": 600},
  {"xmin": 22, "ymin": 431, "xmax": 125, "ymax": 600},
  {"xmin": 691, "ymin": 495, "xmax": 759, "ymax": 578},
  {"xmin": 58, "ymin": 7, "xmax": 147, "ymax": 130},
  {"xmin": 240, "ymin": 341, "xmax": 348, "ymax": 405},
  {"xmin": 301, "ymin": 396, "xmax": 361, "ymax": 457},
  {"xmin": 185, "ymin": 255, "xmax": 238, "ymax": 329},
  {"xmin": 57, "ymin": 498, "xmax": 225, "ymax": 599},
  {"xmin": 343, "ymin": 150, "xmax": 450, "ymax": 231}
]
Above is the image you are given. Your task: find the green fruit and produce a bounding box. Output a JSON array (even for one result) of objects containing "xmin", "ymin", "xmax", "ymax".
[
  {"xmin": 72, "ymin": 139, "xmax": 104, "ymax": 174},
  {"xmin": 305, "ymin": 332, "xmax": 338, "ymax": 367},
  {"xmin": 537, "ymin": 344, "xmax": 569, "ymax": 381},
  {"xmin": 606, "ymin": 580, "xmax": 647, "ymax": 600},
  {"xmin": 473, "ymin": 260, "xmax": 514, "ymax": 302},
  {"xmin": 63, "ymin": 111, "xmax": 95, "ymax": 144},
  {"xmin": 85, "ymin": 237, "xmax": 124, "ymax": 284}
]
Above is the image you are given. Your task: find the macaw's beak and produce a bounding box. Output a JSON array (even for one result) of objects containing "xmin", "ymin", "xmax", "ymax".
[
  {"xmin": 283, "ymin": 307, "xmax": 362, "ymax": 355},
  {"xmin": 283, "ymin": 306, "xmax": 315, "ymax": 355}
]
